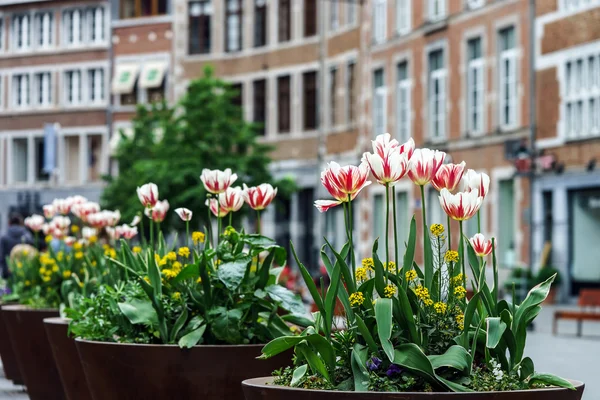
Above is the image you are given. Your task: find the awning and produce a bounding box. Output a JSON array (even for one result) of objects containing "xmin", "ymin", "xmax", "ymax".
[
  {"xmin": 139, "ymin": 61, "xmax": 168, "ymax": 89},
  {"xmin": 111, "ymin": 64, "xmax": 140, "ymax": 94}
]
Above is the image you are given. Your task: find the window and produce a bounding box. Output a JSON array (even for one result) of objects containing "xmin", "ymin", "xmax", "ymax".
[
  {"xmin": 63, "ymin": 9, "xmax": 83, "ymax": 46},
  {"xmin": 12, "ymin": 14, "xmax": 31, "ymax": 51},
  {"xmin": 253, "ymin": 79, "xmax": 267, "ymax": 135},
  {"xmin": 304, "ymin": 0, "xmax": 317, "ymax": 37},
  {"xmin": 373, "ymin": 68, "xmax": 387, "ymax": 136},
  {"xmin": 561, "ymin": 0, "xmax": 597, "ymax": 11},
  {"xmin": 373, "ymin": 0, "xmax": 386, "ymax": 44},
  {"xmin": 277, "ymin": 76, "xmax": 291, "ymax": 133},
  {"xmin": 347, "ymin": 0, "xmax": 357, "ymax": 24},
  {"xmin": 88, "ymin": 69, "xmax": 105, "ymax": 104},
  {"xmin": 467, "ymin": 37, "xmax": 484, "ymax": 135},
  {"xmin": 396, "ymin": 61, "xmax": 411, "ymax": 142},
  {"xmin": 88, "ymin": 6, "xmax": 106, "ymax": 44},
  {"xmin": 499, "ymin": 26, "xmax": 517, "ymax": 129},
  {"xmin": 497, "ymin": 179, "xmax": 515, "ymax": 268},
  {"xmin": 428, "ymin": 0, "xmax": 446, "ymax": 21},
  {"xmin": 278, "ymin": 0, "xmax": 291, "ymax": 42},
  {"xmin": 330, "ymin": 0, "xmax": 339, "ymax": 31},
  {"xmin": 303, "ymin": 71, "xmax": 318, "ymax": 130},
  {"xmin": 347, "ymin": 61, "xmax": 356, "ymax": 124},
  {"xmin": 0, "ymin": 19, "xmax": 4, "ymax": 52},
  {"xmin": 13, "ymin": 74, "xmax": 30, "ymax": 108},
  {"xmin": 329, "ymin": 67, "xmax": 337, "ymax": 127},
  {"xmin": 12, "ymin": 138, "xmax": 29, "ymax": 183},
  {"xmin": 65, "ymin": 70, "xmax": 83, "ymax": 106},
  {"xmin": 34, "ymin": 11, "xmax": 53, "ymax": 48},
  {"xmin": 226, "ymin": 0, "xmax": 242, "ymax": 52},
  {"xmin": 119, "ymin": 0, "xmax": 168, "ymax": 19},
  {"xmin": 564, "ymin": 54, "xmax": 600, "ymax": 138},
  {"xmin": 428, "ymin": 48, "xmax": 446, "ymax": 140},
  {"xmin": 254, "ymin": 0, "xmax": 267, "ymax": 47},
  {"xmin": 34, "ymin": 72, "xmax": 52, "ymax": 107},
  {"xmin": 396, "ymin": 0, "xmax": 411, "ymax": 35},
  {"xmin": 467, "ymin": 0, "xmax": 485, "ymax": 9},
  {"xmin": 189, "ymin": 1, "xmax": 212, "ymax": 54},
  {"xmin": 231, "ymin": 83, "xmax": 243, "ymax": 114}
]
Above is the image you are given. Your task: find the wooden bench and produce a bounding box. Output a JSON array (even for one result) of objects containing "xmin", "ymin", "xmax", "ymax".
[{"xmin": 553, "ymin": 289, "xmax": 600, "ymax": 336}]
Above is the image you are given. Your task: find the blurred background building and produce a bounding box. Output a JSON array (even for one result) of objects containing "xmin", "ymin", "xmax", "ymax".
[{"xmin": 0, "ymin": 0, "xmax": 598, "ymax": 299}]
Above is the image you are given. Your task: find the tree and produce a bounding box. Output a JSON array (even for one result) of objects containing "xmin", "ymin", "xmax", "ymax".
[{"xmin": 103, "ymin": 66, "xmax": 292, "ymax": 233}]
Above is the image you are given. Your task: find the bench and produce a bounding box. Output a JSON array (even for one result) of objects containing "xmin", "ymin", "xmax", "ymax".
[{"xmin": 553, "ymin": 289, "xmax": 600, "ymax": 336}]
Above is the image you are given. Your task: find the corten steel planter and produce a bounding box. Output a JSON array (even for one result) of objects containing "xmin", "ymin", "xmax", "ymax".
[
  {"xmin": 76, "ymin": 339, "xmax": 293, "ymax": 400},
  {"xmin": 44, "ymin": 317, "xmax": 92, "ymax": 400},
  {"xmin": 2, "ymin": 305, "xmax": 66, "ymax": 400},
  {"xmin": 242, "ymin": 377, "xmax": 585, "ymax": 400},
  {"xmin": 0, "ymin": 305, "xmax": 24, "ymax": 384}
]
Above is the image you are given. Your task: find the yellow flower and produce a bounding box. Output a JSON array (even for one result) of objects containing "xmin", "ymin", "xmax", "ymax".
[
  {"xmin": 455, "ymin": 313, "xmax": 465, "ymax": 330},
  {"xmin": 63, "ymin": 270, "xmax": 72, "ymax": 279},
  {"xmin": 104, "ymin": 248, "xmax": 117, "ymax": 258},
  {"xmin": 71, "ymin": 225, "xmax": 80, "ymax": 233},
  {"xmin": 103, "ymin": 244, "xmax": 110, "ymax": 251},
  {"xmin": 163, "ymin": 269, "xmax": 178, "ymax": 279},
  {"xmin": 405, "ymin": 269, "xmax": 417, "ymax": 281},
  {"xmin": 25, "ymin": 280, "xmax": 31, "ymax": 286},
  {"xmin": 166, "ymin": 252, "xmax": 177, "ymax": 261},
  {"xmin": 45, "ymin": 235, "xmax": 53, "ymax": 243},
  {"xmin": 452, "ymin": 273, "xmax": 464, "ymax": 285},
  {"xmin": 73, "ymin": 242, "xmax": 83, "ymax": 251},
  {"xmin": 133, "ymin": 246, "xmax": 142, "ymax": 254},
  {"xmin": 42, "ymin": 276, "xmax": 51, "ymax": 283},
  {"xmin": 40, "ymin": 266, "xmax": 47, "ymax": 274},
  {"xmin": 430, "ymin": 224, "xmax": 445, "ymax": 237},
  {"xmin": 51, "ymin": 265, "xmax": 59, "ymax": 273},
  {"xmin": 414, "ymin": 285, "xmax": 430, "ymax": 302},
  {"xmin": 444, "ymin": 250, "xmax": 459, "ymax": 263},
  {"xmin": 178, "ymin": 247, "xmax": 190, "ymax": 258},
  {"xmin": 424, "ymin": 299, "xmax": 434, "ymax": 306},
  {"xmin": 16, "ymin": 262, "xmax": 23, "ymax": 269},
  {"xmin": 385, "ymin": 261, "xmax": 397, "ymax": 273},
  {"xmin": 349, "ymin": 292, "xmax": 365, "ymax": 306},
  {"xmin": 384, "ymin": 284, "xmax": 397, "ymax": 298},
  {"xmin": 196, "ymin": 277, "xmax": 202, "ymax": 284},
  {"xmin": 434, "ymin": 302, "xmax": 447, "ymax": 314},
  {"xmin": 224, "ymin": 226, "xmax": 236, "ymax": 236},
  {"xmin": 89, "ymin": 235, "xmax": 98, "ymax": 244},
  {"xmin": 143, "ymin": 276, "xmax": 151, "ymax": 284},
  {"xmin": 355, "ymin": 266, "xmax": 368, "ymax": 282},
  {"xmin": 192, "ymin": 231, "xmax": 205, "ymax": 244},
  {"xmin": 172, "ymin": 261, "xmax": 183, "ymax": 273},
  {"xmin": 56, "ymin": 251, "xmax": 64, "ymax": 261},
  {"xmin": 91, "ymin": 261, "xmax": 97, "ymax": 267},
  {"xmin": 75, "ymin": 251, "xmax": 84, "ymax": 260},
  {"xmin": 172, "ymin": 292, "xmax": 182, "ymax": 300},
  {"xmin": 361, "ymin": 258, "xmax": 374, "ymax": 270},
  {"xmin": 454, "ymin": 286, "xmax": 467, "ymax": 300}
]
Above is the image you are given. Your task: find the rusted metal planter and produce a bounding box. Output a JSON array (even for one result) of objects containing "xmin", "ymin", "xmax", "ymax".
[
  {"xmin": 76, "ymin": 339, "xmax": 292, "ymax": 400},
  {"xmin": 44, "ymin": 317, "xmax": 92, "ymax": 400},
  {"xmin": 0, "ymin": 305, "xmax": 23, "ymax": 384},
  {"xmin": 2, "ymin": 305, "xmax": 65, "ymax": 400},
  {"xmin": 242, "ymin": 377, "xmax": 585, "ymax": 400}
]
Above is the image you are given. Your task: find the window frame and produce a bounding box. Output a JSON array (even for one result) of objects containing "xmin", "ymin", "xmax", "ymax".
[
  {"xmin": 373, "ymin": 68, "xmax": 387, "ymax": 137},
  {"xmin": 225, "ymin": 0, "xmax": 243, "ymax": 52},
  {"xmin": 303, "ymin": 70, "xmax": 318, "ymax": 131},
  {"xmin": 373, "ymin": 0, "xmax": 387, "ymax": 44},
  {"xmin": 498, "ymin": 26, "xmax": 518, "ymax": 131},
  {"xmin": 34, "ymin": 10, "xmax": 54, "ymax": 49},
  {"xmin": 427, "ymin": 48, "xmax": 447, "ymax": 141},
  {"xmin": 428, "ymin": 0, "xmax": 446, "ymax": 22},
  {"xmin": 278, "ymin": 0, "xmax": 291, "ymax": 43},
  {"xmin": 466, "ymin": 36, "xmax": 485, "ymax": 136},
  {"xmin": 329, "ymin": 0, "xmax": 339, "ymax": 31},
  {"xmin": 188, "ymin": 1, "xmax": 212, "ymax": 55},
  {"xmin": 347, "ymin": 61, "xmax": 356, "ymax": 124},
  {"xmin": 253, "ymin": 78, "xmax": 267, "ymax": 135},
  {"xmin": 12, "ymin": 73, "xmax": 31, "ymax": 109},
  {"xmin": 563, "ymin": 54, "xmax": 600, "ymax": 139},
  {"xmin": 63, "ymin": 8, "xmax": 84, "ymax": 47},
  {"xmin": 396, "ymin": 61, "xmax": 411, "ymax": 143},
  {"xmin": 254, "ymin": 0, "xmax": 267, "ymax": 48},
  {"xmin": 34, "ymin": 71, "xmax": 52, "ymax": 108},
  {"xmin": 64, "ymin": 69, "xmax": 84, "ymax": 106},
  {"xmin": 277, "ymin": 75, "xmax": 291, "ymax": 133},
  {"xmin": 396, "ymin": 0, "xmax": 411, "ymax": 35},
  {"xmin": 329, "ymin": 67, "xmax": 337, "ymax": 128},
  {"xmin": 12, "ymin": 13, "xmax": 32, "ymax": 52},
  {"xmin": 304, "ymin": 0, "xmax": 317, "ymax": 37}
]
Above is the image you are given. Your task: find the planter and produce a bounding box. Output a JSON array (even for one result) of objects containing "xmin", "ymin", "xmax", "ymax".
[
  {"xmin": 242, "ymin": 377, "xmax": 585, "ymax": 400},
  {"xmin": 0, "ymin": 305, "xmax": 24, "ymax": 384},
  {"xmin": 44, "ymin": 318, "xmax": 92, "ymax": 400},
  {"xmin": 76, "ymin": 339, "xmax": 293, "ymax": 400},
  {"xmin": 2, "ymin": 305, "xmax": 66, "ymax": 400}
]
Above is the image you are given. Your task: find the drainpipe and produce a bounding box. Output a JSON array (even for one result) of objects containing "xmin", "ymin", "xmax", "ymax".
[
  {"xmin": 106, "ymin": 0, "xmax": 115, "ymax": 178},
  {"xmin": 527, "ymin": 0, "xmax": 536, "ymax": 296}
]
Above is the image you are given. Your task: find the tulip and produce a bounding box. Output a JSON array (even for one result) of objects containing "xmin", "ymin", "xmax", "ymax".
[
  {"xmin": 82, "ymin": 227, "xmax": 97, "ymax": 240},
  {"xmin": 106, "ymin": 227, "xmax": 121, "ymax": 241},
  {"xmin": 469, "ymin": 233, "xmax": 494, "ymax": 257},
  {"xmin": 43, "ymin": 204, "xmax": 56, "ymax": 219},
  {"xmin": 24, "ymin": 214, "xmax": 45, "ymax": 232},
  {"xmin": 362, "ymin": 148, "xmax": 409, "ymax": 186},
  {"xmin": 200, "ymin": 168, "xmax": 237, "ymax": 194},
  {"xmin": 242, "ymin": 184, "xmax": 276, "ymax": 211},
  {"xmin": 438, "ymin": 189, "xmax": 483, "ymax": 221},
  {"xmin": 408, "ymin": 148, "xmax": 446, "ymax": 186},
  {"xmin": 50, "ymin": 216, "xmax": 71, "ymax": 231},
  {"xmin": 372, "ymin": 133, "xmax": 400, "ymax": 157},
  {"xmin": 130, "ymin": 215, "xmax": 141, "ymax": 226},
  {"xmin": 52, "ymin": 198, "xmax": 72, "ymax": 215},
  {"xmin": 137, "ymin": 183, "xmax": 159, "ymax": 208},
  {"xmin": 462, "ymin": 169, "xmax": 490, "ymax": 199},
  {"xmin": 42, "ymin": 223, "xmax": 50, "ymax": 235},
  {"xmin": 144, "ymin": 200, "xmax": 169, "ymax": 223},
  {"xmin": 119, "ymin": 225, "xmax": 138, "ymax": 240},
  {"xmin": 64, "ymin": 236, "xmax": 76, "ymax": 246},
  {"xmin": 206, "ymin": 198, "xmax": 229, "ymax": 218},
  {"xmin": 314, "ymin": 161, "xmax": 371, "ymax": 212},
  {"xmin": 175, "ymin": 208, "xmax": 193, "ymax": 222},
  {"xmin": 432, "ymin": 161, "xmax": 466, "ymax": 192},
  {"xmin": 71, "ymin": 202, "xmax": 101, "ymax": 223},
  {"xmin": 397, "ymin": 137, "xmax": 415, "ymax": 161},
  {"xmin": 67, "ymin": 195, "xmax": 88, "ymax": 206}
]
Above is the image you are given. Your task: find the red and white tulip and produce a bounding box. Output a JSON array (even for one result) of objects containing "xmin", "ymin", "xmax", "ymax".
[
  {"xmin": 200, "ymin": 168, "xmax": 238, "ymax": 195},
  {"xmin": 82, "ymin": 227, "xmax": 97, "ymax": 240},
  {"xmin": 175, "ymin": 208, "xmax": 193, "ymax": 222},
  {"xmin": 315, "ymin": 161, "xmax": 371, "ymax": 213},
  {"xmin": 144, "ymin": 200, "xmax": 169, "ymax": 223},
  {"xmin": 432, "ymin": 161, "xmax": 466, "ymax": 192},
  {"xmin": 362, "ymin": 137, "xmax": 409, "ymax": 186},
  {"xmin": 68, "ymin": 195, "xmax": 88, "ymax": 206},
  {"xmin": 52, "ymin": 198, "xmax": 72, "ymax": 215},
  {"xmin": 106, "ymin": 227, "xmax": 121, "ymax": 241},
  {"xmin": 137, "ymin": 183, "xmax": 159, "ymax": 208},
  {"xmin": 462, "ymin": 169, "xmax": 490, "ymax": 199},
  {"xmin": 130, "ymin": 215, "xmax": 141, "ymax": 226},
  {"xmin": 206, "ymin": 198, "xmax": 229, "ymax": 218},
  {"xmin": 64, "ymin": 236, "xmax": 77, "ymax": 246},
  {"xmin": 71, "ymin": 202, "xmax": 101, "ymax": 223},
  {"xmin": 218, "ymin": 187, "xmax": 245, "ymax": 212},
  {"xmin": 242, "ymin": 184, "xmax": 276, "ymax": 211},
  {"xmin": 119, "ymin": 225, "xmax": 138, "ymax": 240},
  {"xmin": 408, "ymin": 148, "xmax": 446, "ymax": 186},
  {"xmin": 24, "ymin": 214, "xmax": 45, "ymax": 232},
  {"xmin": 43, "ymin": 204, "xmax": 56, "ymax": 219},
  {"xmin": 439, "ymin": 188, "xmax": 483, "ymax": 221},
  {"xmin": 469, "ymin": 233, "xmax": 495, "ymax": 257}
]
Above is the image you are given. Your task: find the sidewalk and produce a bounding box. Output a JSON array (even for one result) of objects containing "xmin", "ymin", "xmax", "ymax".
[{"xmin": 0, "ymin": 368, "xmax": 26, "ymax": 399}]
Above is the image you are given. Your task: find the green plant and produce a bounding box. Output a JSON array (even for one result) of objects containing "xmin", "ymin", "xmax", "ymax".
[{"xmin": 536, "ymin": 266, "xmax": 562, "ymax": 287}]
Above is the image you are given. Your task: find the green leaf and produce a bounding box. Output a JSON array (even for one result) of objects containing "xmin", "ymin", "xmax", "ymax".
[
  {"xmin": 118, "ymin": 298, "xmax": 158, "ymax": 326},
  {"xmin": 323, "ymin": 239, "xmax": 355, "ymax": 294},
  {"xmin": 485, "ymin": 317, "xmax": 507, "ymax": 349},
  {"xmin": 528, "ymin": 373, "xmax": 576, "ymax": 390},
  {"xmin": 350, "ymin": 344, "xmax": 369, "ymax": 391},
  {"xmin": 242, "ymin": 234, "xmax": 277, "ymax": 248},
  {"xmin": 428, "ymin": 345, "xmax": 470, "ymax": 373},
  {"xmin": 171, "ymin": 263, "xmax": 199, "ymax": 284},
  {"xmin": 402, "ymin": 217, "xmax": 417, "ymax": 291},
  {"xmin": 354, "ymin": 314, "xmax": 379, "ymax": 353},
  {"xmin": 281, "ymin": 313, "xmax": 313, "ymax": 327},
  {"xmin": 217, "ymin": 255, "xmax": 252, "ymax": 291},
  {"xmin": 170, "ymin": 307, "xmax": 189, "ymax": 343},
  {"xmin": 260, "ymin": 336, "xmax": 306, "ymax": 359},
  {"xmin": 210, "ymin": 308, "xmax": 243, "ymax": 343},
  {"xmin": 266, "ymin": 284, "xmax": 306, "ymax": 315},
  {"xmin": 393, "ymin": 344, "xmax": 437, "ymax": 385},
  {"xmin": 147, "ymin": 250, "xmax": 162, "ymax": 298},
  {"xmin": 372, "ymin": 240, "xmax": 387, "ymax": 297},
  {"xmin": 514, "ymin": 274, "xmax": 555, "ymax": 329},
  {"xmin": 518, "ymin": 357, "xmax": 534, "ymax": 381},
  {"xmin": 375, "ymin": 298, "xmax": 394, "ymax": 362},
  {"xmin": 321, "ymin": 246, "xmax": 354, "ymax": 322},
  {"xmin": 292, "ymin": 243, "xmax": 324, "ymax": 314},
  {"xmin": 396, "ymin": 285, "xmax": 420, "ymax": 345},
  {"xmin": 257, "ymin": 248, "xmax": 277, "ymax": 289},
  {"xmin": 466, "ymin": 240, "xmax": 481, "ymax": 288},
  {"xmin": 324, "ymin": 262, "xmax": 342, "ymax": 335},
  {"xmin": 290, "ymin": 365, "xmax": 308, "ymax": 387},
  {"xmin": 462, "ymin": 292, "xmax": 480, "ymax": 349},
  {"xmin": 297, "ymin": 342, "xmax": 330, "ymax": 381},
  {"xmin": 423, "ymin": 216, "xmax": 434, "ymax": 289},
  {"xmin": 178, "ymin": 324, "xmax": 206, "ymax": 348}
]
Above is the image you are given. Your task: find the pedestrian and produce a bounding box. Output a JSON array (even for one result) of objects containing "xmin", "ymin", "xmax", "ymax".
[{"xmin": 0, "ymin": 212, "xmax": 34, "ymax": 278}]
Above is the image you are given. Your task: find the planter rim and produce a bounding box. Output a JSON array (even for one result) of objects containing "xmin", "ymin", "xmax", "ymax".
[
  {"xmin": 43, "ymin": 317, "xmax": 71, "ymax": 325},
  {"xmin": 1, "ymin": 304, "xmax": 59, "ymax": 312},
  {"xmin": 242, "ymin": 377, "xmax": 585, "ymax": 395},
  {"xmin": 75, "ymin": 338, "xmax": 268, "ymax": 349}
]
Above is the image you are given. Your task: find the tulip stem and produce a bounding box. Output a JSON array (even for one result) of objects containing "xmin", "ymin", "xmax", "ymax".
[
  {"xmin": 140, "ymin": 217, "xmax": 147, "ymax": 247},
  {"xmin": 217, "ymin": 214, "xmax": 222, "ymax": 247},
  {"xmin": 392, "ymin": 185, "xmax": 399, "ymax": 277},
  {"xmin": 256, "ymin": 210, "xmax": 262, "ymax": 235},
  {"xmin": 347, "ymin": 195, "xmax": 356, "ymax": 286},
  {"xmin": 229, "ymin": 213, "xmax": 233, "ymax": 228},
  {"xmin": 447, "ymin": 215, "xmax": 452, "ymax": 251},
  {"xmin": 459, "ymin": 221, "xmax": 466, "ymax": 287},
  {"xmin": 384, "ymin": 184, "xmax": 390, "ymax": 282},
  {"xmin": 185, "ymin": 221, "xmax": 190, "ymax": 249},
  {"xmin": 149, "ymin": 218, "xmax": 154, "ymax": 250},
  {"xmin": 419, "ymin": 185, "xmax": 427, "ymax": 229},
  {"xmin": 477, "ymin": 210, "xmax": 481, "ymax": 234},
  {"xmin": 206, "ymin": 206, "xmax": 213, "ymax": 249}
]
